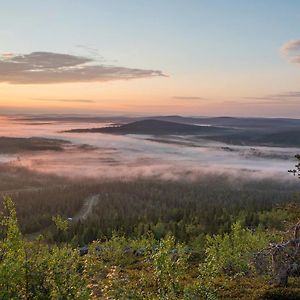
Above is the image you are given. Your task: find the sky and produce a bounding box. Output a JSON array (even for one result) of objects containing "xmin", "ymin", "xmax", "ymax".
[{"xmin": 1, "ymin": 0, "xmax": 300, "ymax": 117}]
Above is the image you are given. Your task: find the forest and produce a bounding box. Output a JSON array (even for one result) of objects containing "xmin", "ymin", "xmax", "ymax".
[
  {"xmin": 0, "ymin": 157, "xmax": 300, "ymax": 299},
  {"xmin": 2, "ymin": 0, "xmax": 300, "ymax": 297}
]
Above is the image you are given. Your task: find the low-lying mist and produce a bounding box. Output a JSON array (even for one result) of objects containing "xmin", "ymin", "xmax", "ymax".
[{"xmin": 0, "ymin": 116, "xmax": 298, "ymax": 182}]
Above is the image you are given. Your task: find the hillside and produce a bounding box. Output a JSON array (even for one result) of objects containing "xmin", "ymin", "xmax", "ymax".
[
  {"xmin": 65, "ymin": 117, "xmax": 300, "ymax": 147},
  {"xmin": 150, "ymin": 116, "xmax": 300, "ymax": 129},
  {"xmin": 1, "ymin": 193, "xmax": 300, "ymax": 299},
  {"xmin": 66, "ymin": 119, "xmax": 232, "ymax": 135}
]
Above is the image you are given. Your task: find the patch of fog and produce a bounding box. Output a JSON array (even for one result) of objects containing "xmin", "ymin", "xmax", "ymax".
[
  {"xmin": 193, "ymin": 123, "xmax": 213, "ymax": 127},
  {"xmin": 0, "ymin": 116, "xmax": 111, "ymax": 139},
  {"xmin": 0, "ymin": 116, "xmax": 299, "ymax": 181},
  {"xmin": 193, "ymin": 123, "xmax": 237, "ymax": 129},
  {"xmin": 0, "ymin": 154, "xmax": 16, "ymax": 163}
]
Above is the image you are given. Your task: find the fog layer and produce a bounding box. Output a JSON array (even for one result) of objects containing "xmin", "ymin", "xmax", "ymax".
[{"xmin": 0, "ymin": 116, "xmax": 298, "ymax": 181}]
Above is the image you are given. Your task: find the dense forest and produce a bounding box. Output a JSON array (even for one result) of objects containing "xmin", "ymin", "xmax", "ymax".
[
  {"xmin": 0, "ymin": 159, "xmax": 300, "ymax": 298},
  {"xmin": 2, "ymin": 171, "xmax": 300, "ymax": 245},
  {"xmin": 59, "ymin": 178, "xmax": 300, "ymax": 246}
]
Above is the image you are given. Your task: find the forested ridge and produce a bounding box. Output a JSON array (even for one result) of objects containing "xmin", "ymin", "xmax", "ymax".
[{"xmin": 1, "ymin": 160, "xmax": 300, "ymax": 298}]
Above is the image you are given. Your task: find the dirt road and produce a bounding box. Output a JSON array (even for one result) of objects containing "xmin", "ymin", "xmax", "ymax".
[{"xmin": 73, "ymin": 194, "xmax": 100, "ymax": 221}]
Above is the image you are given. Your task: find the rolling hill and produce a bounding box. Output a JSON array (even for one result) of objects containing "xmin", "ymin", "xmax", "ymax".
[{"xmin": 66, "ymin": 119, "xmax": 233, "ymax": 135}]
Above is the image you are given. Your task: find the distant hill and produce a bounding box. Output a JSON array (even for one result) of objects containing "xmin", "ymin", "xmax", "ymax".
[
  {"xmin": 67, "ymin": 119, "xmax": 232, "ymax": 135},
  {"xmin": 20, "ymin": 114, "xmax": 300, "ymax": 130},
  {"xmin": 210, "ymin": 129, "xmax": 300, "ymax": 147},
  {"xmin": 66, "ymin": 117, "xmax": 300, "ymax": 147},
  {"xmin": 0, "ymin": 137, "xmax": 69, "ymax": 153},
  {"xmin": 152, "ymin": 116, "xmax": 300, "ymax": 129}
]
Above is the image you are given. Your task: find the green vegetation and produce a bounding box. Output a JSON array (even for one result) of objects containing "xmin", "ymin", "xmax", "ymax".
[
  {"xmin": 58, "ymin": 178, "xmax": 300, "ymax": 245},
  {"xmin": 1, "ymin": 157, "xmax": 300, "ymax": 298},
  {"xmin": 0, "ymin": 194, "xmax": 300, "ymax": 299},
  {"xmin": 2, "ymin": 172, "xmax": 300, "ymax": 245}
]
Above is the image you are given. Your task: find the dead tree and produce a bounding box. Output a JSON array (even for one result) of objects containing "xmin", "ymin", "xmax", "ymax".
[
  {"xmin": 254, "ymin": 222, "xmax": 300, "ymax": 287},
  {"xmin": 288, "ymin": 154, "xmax": 300, "ymax": 178}
]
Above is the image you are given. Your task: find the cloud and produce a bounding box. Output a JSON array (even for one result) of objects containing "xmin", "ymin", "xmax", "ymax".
[
  {"xmin": 32, "ymin": 98, "xmax": 96, "ymax": 103},
  {"xmin": 270, "ymin": 91, "xmax": 300, "ymax": 98},
  {"xmin": 280, "ymin": 39, "xmax": 300, "ymax": 64},
  {"xmin": 240, "ymin": 91, "xmax": 300, "ymax": 105},
  {"xmin": 244, "ymin": 91, "xmax": 300, "ymax": 101},
  {"xmin": 0, "ymin": 51, "xmax": 166, "ymax": 84},
  {"xmin": 172, "ymin": 96, "xmax": 207, "ymax": 100}
]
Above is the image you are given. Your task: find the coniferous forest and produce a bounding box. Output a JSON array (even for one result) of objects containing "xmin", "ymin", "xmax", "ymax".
[{"xmin": 1, "ymin": 157, "xmax": 300, "ymax": 299}]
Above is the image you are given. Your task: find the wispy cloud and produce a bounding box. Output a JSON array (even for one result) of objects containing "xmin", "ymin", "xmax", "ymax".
[
  {"xmin": 280, "ymin": 39, "xmax": 300, "ymax": 64},
  {"xmin": 32, "ymin": 98, "xmax": 96, "ymax": 103},
  {"xmin": 244, "ymin": 91, "xmax": 300, "ymax": 101},
  {"xmin": 0, "ymin": 51, "xmax": 166, "ymax": 84},
  {"xmin": 240, "ymin": 91, "xmax": 300, "ymax": 105},
  {"xmin": 172, "ymin": 96, "xmax": 207, "ymax": 100}
]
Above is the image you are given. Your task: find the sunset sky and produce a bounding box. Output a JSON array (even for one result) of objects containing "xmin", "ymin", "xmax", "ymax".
[{"xmin": 1, "ymin": 0, "xmax": 300, "ymax": 117}]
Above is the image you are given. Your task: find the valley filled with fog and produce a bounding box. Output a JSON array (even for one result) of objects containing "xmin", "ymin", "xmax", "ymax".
[
  {"xmin": 2, "ymin": 114, "xmax": 300, "ymax": 299},
  {"xmin": 0, "ymin": 115, "xmax": 298, "ymax": 182},
  {"xmin": 1, "ymin": 114, "xmax": 300, "ymax": 248}
]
